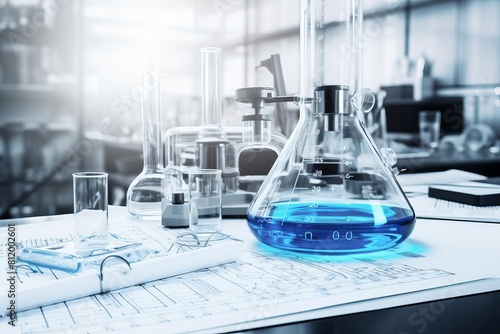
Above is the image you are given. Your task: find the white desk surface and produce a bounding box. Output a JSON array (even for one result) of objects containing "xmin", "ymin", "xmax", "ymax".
[{"xmin": 1, "ymin": 205, "xmax": 500, "ymax": 334}]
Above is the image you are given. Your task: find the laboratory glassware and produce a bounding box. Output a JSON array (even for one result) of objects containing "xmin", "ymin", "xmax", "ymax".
[
  {"xmin": 188, "ymin": 169, "xmax": 223, "ymax": 233},
  {"xmin": 235, "ymin": 87, "xmax": 276, "ymax": 147},
  {"xmin": 126, "ymin": 66, "xmax": 164, "ymax": 219},
  {"xmin": 419, "ymin": 110, "xmax": 441, "ymax": 149},
  {"xmin": 162, "ymin": 166, "xmax": 190, "ymax": 228},
  {"xmin": 234, "ymin": 87, "xmax": 290, "ymax": 192},
  {"xmin": 258, "ymin": 54, "xmax": 294, "ymax": 137},
  {"xmin": 247, "ymin": 0, "xmax": 416, "ymax": 254},
  {"xmin": 165, "ymin": 125, "xmax": 287, "ymax": 199},
  {"xmin": 194, "ymin": 47, "xmax": 239, "ymax": 193},
  {"xmin": 73, "ymin": 172, "xmax": 108, "ymax": 242},
  {"xmin": 364, "ymin": 90, "xmax": 388, "ymax": 149}
]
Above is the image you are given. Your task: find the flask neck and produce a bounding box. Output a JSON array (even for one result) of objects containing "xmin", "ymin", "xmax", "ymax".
[
  {"xmin": 201, "ymin": 47, "xmax": 223, "ymax": 130},
  {"xmin": 142, "ymin": 69, "xmax": 163, "ymax": 170}
]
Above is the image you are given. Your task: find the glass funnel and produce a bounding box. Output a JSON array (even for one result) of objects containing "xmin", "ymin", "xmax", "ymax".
[
  {"xmin": 247, "ymin": 0, "xmax": 416, "ymax": 254},
  {"xmin": 126, "ymin": 66, "xmax": 164, "ymax": 219}
]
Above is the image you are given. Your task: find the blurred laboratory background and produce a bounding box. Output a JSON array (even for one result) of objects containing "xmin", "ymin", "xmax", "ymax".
[{"xmin": 0, "ymin": 0, "xmax": 499, "ymax": 218}]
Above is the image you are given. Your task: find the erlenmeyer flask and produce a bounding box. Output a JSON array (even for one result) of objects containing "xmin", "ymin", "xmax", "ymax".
[
  {"xmin": 247, "ymin": 0, "xmax": 416, "ymax": 254},
  {"xmin": 126, "ymin": 66, "xmax": 164, "ymax": 219}
]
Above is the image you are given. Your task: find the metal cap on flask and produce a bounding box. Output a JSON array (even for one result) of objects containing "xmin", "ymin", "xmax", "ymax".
[{"xmin": 314, "ymin": 85, "xmax": 349, "ymax": 132}]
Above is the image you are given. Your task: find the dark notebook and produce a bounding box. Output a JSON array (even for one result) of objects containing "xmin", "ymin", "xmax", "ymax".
[{"xmin": 428, "ymin": 182, "xmax": 500, "ymax": 207}]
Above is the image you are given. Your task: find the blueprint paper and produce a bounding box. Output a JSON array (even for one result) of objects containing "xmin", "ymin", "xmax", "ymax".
[
  {"xmin": 1, "ymin": 217, "xmax": 244, "ymax": 313},
  {"xmin": 1, "ymin": 207, "xmax": 500, "ymax": 333},
  {"xmin": 409, "ymin": 195, "xmax": 500, "ymax": 222}
]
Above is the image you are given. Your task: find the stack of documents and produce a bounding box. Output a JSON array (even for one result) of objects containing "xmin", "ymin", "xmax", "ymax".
[{"xmin": 398, "ymin": 169, "xmax": 500, "ymax": 222}]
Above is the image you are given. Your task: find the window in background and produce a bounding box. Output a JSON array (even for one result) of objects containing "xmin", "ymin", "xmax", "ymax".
[{"xmin": 81, "ymin": 0, "xmax": 247, "ymax": 145}]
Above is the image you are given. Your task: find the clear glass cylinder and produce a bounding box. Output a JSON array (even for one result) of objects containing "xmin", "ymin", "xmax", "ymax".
[
  {"xmin": 126, "ymin": 66, "xmax": 164, "ymax": 219},
  {"xmin": 195, "ymin": 47, "xmax": 238, "ymax": 193},
  {"xmin": 241, "ymin": 120, "xmax": 272, "ymax": 144},
  {"xmin": 201, "ymin": 48, "xmax": 223, "ymax": 133},
  {"xmin": 246, "ymin": 0, "xmax": 415, "ymax": 254}
]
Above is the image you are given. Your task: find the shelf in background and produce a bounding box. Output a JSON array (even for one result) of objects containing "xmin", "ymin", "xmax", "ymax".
[{"xmin": 0, "ymin": 83, "xmax": 76, "ymax": 98}]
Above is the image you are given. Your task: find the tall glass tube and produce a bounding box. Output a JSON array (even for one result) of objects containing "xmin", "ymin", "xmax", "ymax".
[
  {"xmin": 126, "ymin": 66, "xmax": 164, "ymax": 219},
  {"xmin": 198, "ymin": 47, "xmax": 225, "ymax": 139},
  {"xmin": 142, "ymin": 69, "xmax": 162, "ymax": 173},
  {"xmin": 195, "ymin": 47, "xmax": 238, "ymax": 193},
  {"xmin": 349, "ymin": 0, "xmax": 362, "ymax": 96}
]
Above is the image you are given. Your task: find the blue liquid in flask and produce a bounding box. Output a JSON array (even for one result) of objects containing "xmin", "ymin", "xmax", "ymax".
[{"xmin": 247, "ymin": 202, "xmax": 415, "ymax": 254}]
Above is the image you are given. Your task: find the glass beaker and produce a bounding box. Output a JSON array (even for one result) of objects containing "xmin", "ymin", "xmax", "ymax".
[
  {"xmin": 126, "ymin": 66, "xmax": 164, "ymax": 219},
  {"xmin": 247, "ymin": 0, "xmax": 416, "ymax": 254},
  {"xmin": 188, "ymin": 169, "xmax": 223, "ymax": 233}
]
